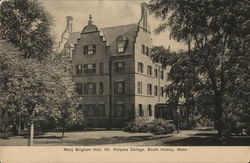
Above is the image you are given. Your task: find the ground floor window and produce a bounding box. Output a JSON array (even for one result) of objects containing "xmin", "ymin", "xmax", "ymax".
[
  {"xmin": 148, "ymin": 104, "xmax": 152, "ymax": 117},
  {"xmin": 83, "ymin": 104, "xmax": 106, "ymax": 117},
  {"xmin": 113, "ymin": 103, "xmax": 124, "ymax": 117},
  {"xmin": 95, "ymin": 104, "xmax": 105, "ymax": 117},
  {"xmin": 138, "ymin": 104, "xmax": 143, "ymax": 117}
]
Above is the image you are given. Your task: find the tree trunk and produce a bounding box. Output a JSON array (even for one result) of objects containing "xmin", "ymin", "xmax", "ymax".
[
  {"xmin": 214, "ymin": 92, "xmax": 224, "ymax": 137},
  {"xmin": 28, "ymin": 120, "xmax": 34, "ymax": 146},
  {"xmin": 61, "ymin": 127, "xmax": 65, "ymax": 140}
]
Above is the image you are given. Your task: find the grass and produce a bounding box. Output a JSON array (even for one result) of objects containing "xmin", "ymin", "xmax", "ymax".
[{"xmin": 1, "ymin": 127, "xmax": 250, "ymax": 146}]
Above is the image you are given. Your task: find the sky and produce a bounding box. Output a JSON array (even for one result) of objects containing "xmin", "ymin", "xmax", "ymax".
[{"xmin": 39, "ymin": 0, "xmax": 187, "ymax": 51}]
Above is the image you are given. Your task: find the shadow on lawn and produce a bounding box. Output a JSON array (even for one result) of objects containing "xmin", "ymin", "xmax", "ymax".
[
  {"xmin": 162, "ymin": 136, "xmax": 250, "ymax": 146},
  {"xmin": 35, "ymin": 135, "xmax": 171, "ymax": 146}
]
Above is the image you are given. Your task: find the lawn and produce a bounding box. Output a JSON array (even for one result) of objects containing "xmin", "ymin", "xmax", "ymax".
[{"xmin": 1, "ymin": 127, "xmax": 250, "ymax": 146}]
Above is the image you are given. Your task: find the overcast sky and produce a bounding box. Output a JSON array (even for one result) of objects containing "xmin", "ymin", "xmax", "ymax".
[{"xmin": 40, "ymin": 0, "xmax": 187, "ymax": 51}]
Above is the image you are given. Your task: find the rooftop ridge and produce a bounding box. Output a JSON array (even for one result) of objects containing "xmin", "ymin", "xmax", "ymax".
[{"xmin": 100, "ymin": 23, "xmax": 138, "ymax": 30}]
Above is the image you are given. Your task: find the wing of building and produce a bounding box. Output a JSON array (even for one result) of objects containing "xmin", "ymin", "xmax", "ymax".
[{"xmin": 58, "ymin": 3, "xmax": 175, "ymax": 128}]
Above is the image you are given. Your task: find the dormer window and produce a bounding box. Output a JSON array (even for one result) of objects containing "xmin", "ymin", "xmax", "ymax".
[
  {"xmin": 84, "ymin": 45, "xmax": 96, "ymax": 55},
  {"xmin": 116, "ymin": 36, "xmax": 127, "ymax": 53}
]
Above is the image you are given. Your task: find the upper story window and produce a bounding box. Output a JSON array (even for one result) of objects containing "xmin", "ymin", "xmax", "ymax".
[
  {"xmin": 84, "ymin": 63, "xmax": 96, "ymax": 74},
  {"xmin": 160, "ymin": 70, "xmax": 164, "ymax": 80},
  {"xmin": 76, "ymin": 64, "xmax": 82, "ymax": 75},
  {"xmin": 146, "ymin": 46, "xmax": 149, "ymax": 56},
  {"xmin": 114, "ymin": 81, "xmax": 125, "ymax": 94},
  {"xmin": 137, "ymin": 81, "xmax": 142, "ymax": 94},
  {"xmin": 99, "ymin": 82, "xmax": 103, "ymax": 94},
  {"xmin": 154, "ymin": 85, "xmax": 158, "ymax": 96},
  {"xmin": 115, "ymin": 62, "xmax": 125, "ymax": 73},
  {"xmin": 84, "ymin": 83, "xmax": 96, "ymax": 94},
  {"xmin": 75, "ymin": 83, "xmax": 83, "ymax": 95},
  {"xmin": 160, "ymin": 87, "xmax": 164, "ymax": 97},
  {"xmin": 116, "ymin": 36, "xmax": 128, "ymax": 53},
  {"xmin": 141, "ymin": 44, "xmax": 145, "ymax": 55},
  {"xmin": 147, "ymin": 83, "xmax": 152, "ymax": 95},
  {"xmin": 84, "ymin": 45, "xmax": 96, "ymax": 55},
  {"xmin": 154, "ymin": 69, "xmax": 158, "ymax": 78},
  {"xmin": 99, "ymin": 63, "xmax": 103, "ymax": 74},
  {"xmin": 147, "ymin": 65, "xmax": 152, "ymax": 76},
  {"xmin": 138, "ymin": 62, "xmax": 144, "ymax": 73}
]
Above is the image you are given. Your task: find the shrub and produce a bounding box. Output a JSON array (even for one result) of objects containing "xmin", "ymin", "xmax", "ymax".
[
  {"xmin": 124, "ymin": 118, "xmax": 175, "ymax": 135},
  {"xmin": 124, "ymin": 118, "xmax": 149, "ymax": 133},
  {"xmin": 149, "ymin": 119, "xmax": 175, "ymax": 135}
]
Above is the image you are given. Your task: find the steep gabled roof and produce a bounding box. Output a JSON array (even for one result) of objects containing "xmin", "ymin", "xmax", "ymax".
[
  {"xmin": 66, "ymin": 23, "xmax": 138, "ymax": 46},
  {"xmin": 101, "ymin": 23, "xmax": 138, "ymax": 45}
]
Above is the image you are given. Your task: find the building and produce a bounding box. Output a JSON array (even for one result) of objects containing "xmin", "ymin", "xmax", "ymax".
[{"xmin": 59, "ymin": 3, "xmax": 174, "ymax": 128}]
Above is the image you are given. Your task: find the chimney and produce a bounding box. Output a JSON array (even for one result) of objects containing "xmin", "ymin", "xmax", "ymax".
[
  {"xmin": 66, "ymin": 16, "xmax": 73, "ymax": 33},
  {"xmin": 139, "ymin": 3, "xmax": 150, "ymax": 32}
]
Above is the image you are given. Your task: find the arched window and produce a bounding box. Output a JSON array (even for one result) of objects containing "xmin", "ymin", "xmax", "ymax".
[
  {"xmin": 138, "ymin": 104, "xmax": 143, "ymax": 117},
  {"xmin": 148, "ymin": 104, "xmax": 152, "ymax": 117},
  {"xmin": 116, "ymin": 35, "xmax": 128, "ymax": 53}
]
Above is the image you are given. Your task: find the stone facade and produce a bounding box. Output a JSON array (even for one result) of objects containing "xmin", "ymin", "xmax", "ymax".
[{"xmin": 60, "ymin": 3, "xmax": 174, "ymax": 128}]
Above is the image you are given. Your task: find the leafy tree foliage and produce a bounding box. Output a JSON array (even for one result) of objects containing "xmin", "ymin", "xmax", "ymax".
[
  {"xmin": 0, "ymin": 0, "xmax": 53, "ymax": 60},
  {"xmin": 148, "ymin": 0, "xmax": 250, "ymax": 136}
]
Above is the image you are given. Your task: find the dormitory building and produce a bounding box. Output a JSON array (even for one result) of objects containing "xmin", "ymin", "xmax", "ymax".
[{"xmin": 58, "ymin": 3, "xmax": 175, "ymax": 128}]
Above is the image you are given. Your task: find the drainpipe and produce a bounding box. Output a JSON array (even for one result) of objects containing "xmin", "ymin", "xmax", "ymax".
[{"xmin": 108, "ymin": 58, "xmax": 112, "ymax": 129}]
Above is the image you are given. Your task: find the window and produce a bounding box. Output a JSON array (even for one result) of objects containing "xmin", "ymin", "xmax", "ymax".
[
  {"xmin": 84, "ymin": 64, "xmax": 96, "ymax": 74},
  {"xmin": 115, "ymin": 62, "xmax": 125, "ymax": 73},
  {"xmin": 114, "ymin": 81, "xmax": 125, "ymax": 94},
  {"xmin": 147, "ymin": 84, "xmax": 152, "ymax": 95},
  {"xmin": 83, "ymin": 45, "xmax": 96, "ymax": 55},
  {"xmin": 75, "ymin": 83, "xmax": 82, "ymax": 95},
  {"xmin": 116, "ymin": 36, "xmax": 127, "ymax": 53},
  {"xmin": 154, "ymin": 85, "xmax": 158, "ymax": 96},
  {"xmin": 138, "ymin": 62, "xmax": 144, "ymax": 73},
  {"xmin": 160, "ymin": 87, "xmax": 164, "ymax": 97},
  {"xmin": 148, "ymin": 104, "xmax": 152, "ymax": 117},
  {"xmin": 141, "ymin": 44, "xmax": 145, "ymax": 55},
  {"xmin": 84, "ymin": 104, "xmax": 96, "ymax": 117},
  {"xmin": 96, "ymin": 104, "xmax": 105, "ymax": 117},
  {"xmin": 84, "ymin": 83, "xmax": 96, "ymax": 94},
  {"xmin": 99, "ymin": 63, "xmax": 103, "ymax": 74},
  {"xmin": 76, "ymin": 65, "xmax": 82, "ymax": 75},
  {"xmin": 114, "ymin": 103, "xmax": 124, "ymax": 117},
  {"xmin": 139, "ymin": 104, "xmax": 143, "ymax": 117},
  {"xmin": 117, "ymin": 42, "xmax": 125, "ymax": 53},
  {"xmin": 137, "ymin": 82, "xmax": 142, "ymax": 94},
  {"xmin": 147, "ymin": 65, "xmax": 152, "ymax": 76},
  {"xmin": 146, "ymin": 46, "xmax": 149, "ymax": 56},
  {"xmin": 77, "ymin": 104, "xmax": 83, "ymax": 110},
  {"xmin": 99, "ymin": 82, "xmax": 103, "ymax": 94},
  {"xmin": 154, "ymin": 69, "xmax": 158, "ymax": 78},
  {"xmin": 160, "ymin": 71, "xmax": 164, "ymax": 79}
]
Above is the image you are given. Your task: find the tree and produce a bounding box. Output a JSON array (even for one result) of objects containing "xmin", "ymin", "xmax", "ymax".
[
  {"xmin": 0, "ymin": 0, "xmax": 53, "ymax": 60},
  {"xmin": 148, "ymin": 0, "xmax": 250, "ymax": 137},
  {"xmin": 46, "ymin": 54, "xmax": 83, "ymax": 140}
]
